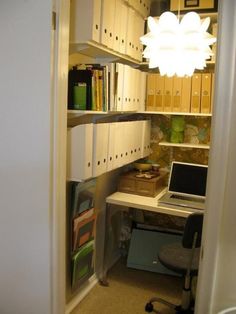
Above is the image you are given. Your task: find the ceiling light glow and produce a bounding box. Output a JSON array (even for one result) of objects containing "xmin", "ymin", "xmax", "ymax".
[{"xmin": 140, "ymin": 12, "xmax": 217, "ymax": 77}]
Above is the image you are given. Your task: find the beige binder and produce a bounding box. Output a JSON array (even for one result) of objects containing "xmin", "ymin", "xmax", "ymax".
[
  {"xmin": 172, "ymin": 76, "xmax": 182, "ymax": 112},
  {"xmin": 146, "ymin": 74, "xmax": 156, "ymax": 111},
  {"xmin": 163, "ymin": 76, "xmax": 173, "ymax": 112},
  {"xmin": 191, "ymin": 74, "xmax": 201, "ymax": 113},
  {"xmin": 181, "ymin": 77, "xmax": 191, "ymax": 113},
  {"xmin": 201, "ymin": 73, "xmax": 212, "ymax": 114},
  {"xmin": 154, "ymin": 74, "xmax": 164, "ymax": 112},
  {"xmin": 211, "ymin": 73, "xmax": 215, "ymax": 113},
  {"xmin": 211, "ymin": 23, "xmax": 218, "ymax": 63}
]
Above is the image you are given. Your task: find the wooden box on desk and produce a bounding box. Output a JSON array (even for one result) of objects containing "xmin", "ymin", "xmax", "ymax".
[{"xmin": 118, "ymin": 171, "xmax": 167, "ymax": 197}]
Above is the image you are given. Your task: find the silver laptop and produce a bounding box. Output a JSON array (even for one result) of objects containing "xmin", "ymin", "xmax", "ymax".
[{"xmin": 158, "ymin": 162, "xmax": 208, "ymax": 210}]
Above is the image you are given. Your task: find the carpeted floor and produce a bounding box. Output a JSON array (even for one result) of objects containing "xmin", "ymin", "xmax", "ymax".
[{"xmin": 71, "ymin": 258, "xmax": 182, "ymax": 314}]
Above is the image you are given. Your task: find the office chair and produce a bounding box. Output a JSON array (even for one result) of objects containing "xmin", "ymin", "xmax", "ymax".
[{"xmin": 145, "ymin": 212, "xmax": 203, "ymax": 314}]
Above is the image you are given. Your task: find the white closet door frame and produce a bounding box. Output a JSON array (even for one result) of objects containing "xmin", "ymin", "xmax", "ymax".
[
  {"xmin": 196, "ymin": 1, "xmax": 236, "ymax": 313},
  {"xmin": 51, "ymin": 0, "xmax": 70, "ymax": 313}
]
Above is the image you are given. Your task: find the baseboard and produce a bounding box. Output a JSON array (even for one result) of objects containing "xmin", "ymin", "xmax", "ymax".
[{"xmin": 65, "ymin": 274, "xmax": 98, "ymax": 314}]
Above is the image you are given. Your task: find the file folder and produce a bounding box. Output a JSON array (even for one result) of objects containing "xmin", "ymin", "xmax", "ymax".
[
  {"xmin": 201, "ymin": 73, "xmax": 212, "ymax": 114},
  {"xmin": 146, "ymin": 74, "xmax": 156, "ymax": 111},
  {"xmin": 71, "ymin": 240, "xmax": 94, "ymax": 288},
  {"xmin": 163, "ymin": 76, "xmax": 173, "ymax": 112},
  {"xmin": 181, "ymin": 76, "xmax": 191, "ymax": 112},
  {"xmin": 70, "ymin": 0, "xmax": 101, "ymax": 44},
  {"xmin": 154, "ymin": 74, "xmax": 164, "ymax": 112},
  {"xmin": 191, "ymin": 74, "xmax": 201, "ymax": 113},
  {"xmin": 172, "ymin": 76, "xmax": 182, "ymax": 112},
  {"xmin": 71, "ymin": 179, "xmax": 96, "ymax": 218},
  {"xmin": 92, "ymin": 123, "xmax": 109, "ymax": 177},
  {"xmin": 67, "ymin": 124, "xmax": 93, "ymax": 181},
  {"xmin": 72, "ymin": 208, "xmax": 96, "ymax": 251}
]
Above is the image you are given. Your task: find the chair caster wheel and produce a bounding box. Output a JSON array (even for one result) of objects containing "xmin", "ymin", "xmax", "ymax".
[{"xmin": 145, "ymin": 302, "xmax": 154, "ymax": 312}]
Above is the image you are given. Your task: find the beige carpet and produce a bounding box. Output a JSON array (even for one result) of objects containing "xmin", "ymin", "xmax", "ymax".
[{"xmin": 71, "ymin": 259, "xmax": 182, "ymax": 314}]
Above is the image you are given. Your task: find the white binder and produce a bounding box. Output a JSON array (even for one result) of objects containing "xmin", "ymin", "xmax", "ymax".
[
  {"xmin": 100, "ymin": 0, "xmax": 115, "ymax": 48},
  {"xmin": 139, "ymin": 71, "xmax": 147, "ymax": 111},
  {"xmin": 115, "ymin": 63, "xmax": 124, "ymax": 111},
  {"xmin": 67, "ymin": 124, "xmax": 93, "ymax": 181},
  {"xmin": 113, "ymin": 122, "xmax": 124, "ymax": 168},
  {"xmin": 119, "ymin": 1, "xmax": 128, "ymax": 54},
  {"xmin": 141, "ymin": 120, "xmax": 151, "ymax": 158},
  {"xmin": 70, "ymin": 0, "xmax": 102, "ymax": 44},
  {"xmin": 107, "ymin": 123, "xmax": 116, "ymax": 171},
  {"xmin": 92, "ymin": 123, "xmax": 109, "ymax": 177},
  {"xmin": 122, "ymin": 64, "xmax": 130, "ymax": 111},
  {"xmin": 134, "ymin": 12, "xmax": 145, "ymax": 61},
  {"xmin": 126, "ymin": 7, "xmax": 135, "ymax": 58},
  {"xmin": 134, "ymin": 121, "xmax": 143, "ymax": 161},
  {"xmin": 113, "ymin": 0, "xmax": 122, "ymax": 52}
]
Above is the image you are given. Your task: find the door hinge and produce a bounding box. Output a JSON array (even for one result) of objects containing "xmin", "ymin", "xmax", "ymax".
[{"xmin": 52, "ymin": 11, "xmax": 56, "ymax": 30}]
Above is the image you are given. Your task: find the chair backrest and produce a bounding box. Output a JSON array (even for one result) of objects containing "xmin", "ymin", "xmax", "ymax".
[{"xmin": 182, "ymin": 212, "xmax": 203, "ymax": 249}]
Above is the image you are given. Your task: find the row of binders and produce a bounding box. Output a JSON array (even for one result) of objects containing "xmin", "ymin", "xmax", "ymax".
[
  {"xmin": 70, "ymin": 0, "xmax": 149, "ymax": 61},
  {"xmin": 70, "ymin": 180, "xmax": 96, "ymax": 288},
  {"xmin": 68, "ymin": 63, "xmax": 147, "ymax": 112},
  {"xmin": 67, "ymin": 120, "xmax": 151, "ymax": 181},
  {"xmin": 112, "ymin": 63, "xmax": 147, "ymax": 111},
  {"xmin": 146, "ymin": 73, "xmax": 215, "ymax": 114}
]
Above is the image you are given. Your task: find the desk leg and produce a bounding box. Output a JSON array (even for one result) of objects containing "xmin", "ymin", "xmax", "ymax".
[{"xmin": 99, "ymin": 202, "xmax": 111, "ymax": 286}]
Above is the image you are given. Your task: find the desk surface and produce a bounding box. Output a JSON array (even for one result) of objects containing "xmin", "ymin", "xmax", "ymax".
[{"xmin": 106, "ymin": 188, "xmax": 203, "ymax": 218}]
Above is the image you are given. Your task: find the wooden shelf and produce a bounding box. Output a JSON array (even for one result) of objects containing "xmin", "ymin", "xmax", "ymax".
[
  {"xmin": 69, "ymin": 40, "xmax": 142, "ymax": 67},
  {"xmin": 138, "ymin": 111, "xmax": 212, "ymax": 117},
  {"xmin": 159, "ymin": 142, "xmax": 210, "ymax": 149}
]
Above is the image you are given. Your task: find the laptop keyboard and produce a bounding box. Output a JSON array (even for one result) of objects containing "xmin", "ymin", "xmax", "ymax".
[{"xmin": 170, "ymin": 194, "xmax": 204, "ymax": 203}]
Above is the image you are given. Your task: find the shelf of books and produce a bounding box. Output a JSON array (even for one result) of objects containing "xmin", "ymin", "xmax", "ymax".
[
  {"xmin": 67, "ymin": 63, "xmax": 147, "ymax": 113},
  {"xmin": 159, "ymin": 142, "xmax": 210, "ymax": 149}
]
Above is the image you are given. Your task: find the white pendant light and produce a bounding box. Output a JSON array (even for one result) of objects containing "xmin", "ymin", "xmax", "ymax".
[{"xmin": 140, "ymin": 11, "xmax": 217, "ymax": 77}]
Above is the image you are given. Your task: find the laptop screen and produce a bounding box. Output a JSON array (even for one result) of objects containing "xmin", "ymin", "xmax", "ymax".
[{"xmin": 168, "ymin": 162, "xmax": 208, "ymax": 198}]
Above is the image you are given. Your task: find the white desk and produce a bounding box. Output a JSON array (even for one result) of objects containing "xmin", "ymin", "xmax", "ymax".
[
  {"xmin": 106, "ymin": 188, "xmax": 201, "ymax": 218},
  {"xmin": 100, "ymin": 188, "xmax": 202, "ymax": 285}
]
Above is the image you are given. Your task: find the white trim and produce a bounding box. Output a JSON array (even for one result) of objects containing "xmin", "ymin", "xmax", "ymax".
[
  {"xmin": 195, "ymin": 1, "xmax": 236, "ymax": 313},
  {"xmin": 50, "ymin": 1, "xmax": 70, "ymax": 314},
  {"xmin": 65, "ymin": 275, "xmax": 98, "ymax": 314}
]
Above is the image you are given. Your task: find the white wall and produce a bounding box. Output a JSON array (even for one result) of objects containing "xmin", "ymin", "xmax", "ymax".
[
  {"xmin": 0, "ymin": 1, "xmax": 53, "ymax": 313},
  {"xmin": 196, "ymin": 1, "xmax": 236, "ymax": 313}
]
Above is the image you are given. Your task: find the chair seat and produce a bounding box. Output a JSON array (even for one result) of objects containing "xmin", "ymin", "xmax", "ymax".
[{"xmin": 158, "ymin": 242, "xmax": 200, "ymax": 276}]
